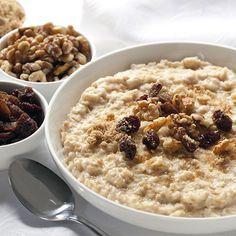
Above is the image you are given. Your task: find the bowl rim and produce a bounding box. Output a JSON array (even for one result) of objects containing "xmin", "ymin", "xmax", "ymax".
[
  {"xmin": 0, "ymin": 80, "xmax": 48, "ymax": 148},
  {"xmin": 0, "ymin": 24, "xmax": 96, "ymax": 85},
  {"xmin": 46, "ymin": 41, "xmax": 236, "ymax": 221}
]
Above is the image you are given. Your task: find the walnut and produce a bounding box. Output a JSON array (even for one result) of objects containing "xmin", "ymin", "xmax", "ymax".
[
  {"xmin": 28, "ymin": 71, "xmax": 47, "ymax": 82},
  {"xmin": 162, "ymin": 137, "xmax": 183, "ymax": 154},
  {"xmin": 213, "ymin": 139, "xmax": 236, "ymax": 155},
  {"xmin": 172, "ymin": 94, "xmax": 195, "ymax": 114}
]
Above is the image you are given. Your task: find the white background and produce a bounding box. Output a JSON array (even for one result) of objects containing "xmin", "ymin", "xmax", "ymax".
[{"xmin": 1, "ymin": 0, "xmax": 236, "ymax": 235}]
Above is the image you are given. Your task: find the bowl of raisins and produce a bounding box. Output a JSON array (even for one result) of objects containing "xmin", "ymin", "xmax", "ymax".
[{"xmin": 0, "ymin": 80, "xmax": 47, "ymax": 170}]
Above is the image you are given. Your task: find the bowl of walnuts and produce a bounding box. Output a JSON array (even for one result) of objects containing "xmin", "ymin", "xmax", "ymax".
[{"xmin": 0, "ymin": 22, "xmax": 96, "ymax": 101}]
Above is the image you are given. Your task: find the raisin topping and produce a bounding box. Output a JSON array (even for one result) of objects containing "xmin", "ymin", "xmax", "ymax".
[
  {"xmin": 212, "ymin": 110, "xmax": 232, "ymax": 132},
  {"xmin": 119, "ymin": 135, "xmax": 137, "ymax": 160},
  {"xmin": 199, "ymin": 131, "xmax": 221, "ymax": 148},
  {"xmin": 136, "ymin": 94, "xmax": 148, "ymax": 101},
  {"xmin": 142, "ymin": 129, "xmax": 160, "ymax": 150},
  {"xmin": 149, "ymin": 83, "xmax": 162, "ymax": 98},
  {"xmin": 181, "ymin": 134, "xmax": 199, "ymax": 153},
  {"xmin": 158, "ymin": 92, "xmax": 172, "ymax": 103},
  {"xmin": 116, "ymin": 115, "xmax": 140, "ymax": 134},
  {"xmin": 160, "ymin": 102, "xmax": 178, "ymax": 116}
]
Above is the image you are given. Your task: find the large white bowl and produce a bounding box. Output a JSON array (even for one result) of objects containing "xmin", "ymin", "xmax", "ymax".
[
  {"xmin": 0, "ymin": 26, "xmax": 96, "ymax": 102},
  {"xmin": 0, "ymin": 80, "xmax": 48, "ymax": 170},
  {"xmin": 45, "ymin": 42, "xmax": 236, "ymax": 234}
]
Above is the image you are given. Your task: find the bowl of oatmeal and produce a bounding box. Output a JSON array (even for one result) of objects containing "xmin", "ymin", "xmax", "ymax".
[
  {"xmin": 0, "ymin": 22, "xmax": 95, "ymax": 101},
  {"xmin": 46, "ymin": 42, "xmax": 236, "ymax": 234}
]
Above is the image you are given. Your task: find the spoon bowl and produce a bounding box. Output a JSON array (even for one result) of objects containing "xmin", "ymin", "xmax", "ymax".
[{"xmin": 8, "ymin": 159, "xmax": 108, "ymax": 236}]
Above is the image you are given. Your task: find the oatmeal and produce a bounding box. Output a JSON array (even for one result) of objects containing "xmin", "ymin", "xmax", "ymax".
[
  {"xmin": 61, "ymin": 57, "xmax": 236, "ymax": 217},
  {"xmin": 0, "ymin": 0, "xmax": 25, "ymax": 37}
]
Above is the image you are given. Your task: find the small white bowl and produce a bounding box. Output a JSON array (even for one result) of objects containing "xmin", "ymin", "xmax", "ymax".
[
  {"xmin": 0, "ymin": 26, "xmax": 96, "ymax": 102},
  {"xmin": 0, "ymin": 80, "xmax": 48, "ymax": 170},
  {"xmin": 46, "ymin": 42, "xmax": 236, "ymax": 234}
]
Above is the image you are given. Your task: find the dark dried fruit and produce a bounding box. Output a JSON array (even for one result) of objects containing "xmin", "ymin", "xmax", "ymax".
[
  {"xmin": 0, "ymin": 100, "xmax": 11, "ymax": 121},
  {"xmin": 149, "ymin": 83, "xmax": 162, "ymax": 98},
  {"xmin": 181, "ymin": 134, "xmax": 199, "ymax": 152},
  {"xmin": 0, "ymin": 132, "xmax": 15, "ymax": 145},
  {"xmin": 199, "ymin": 131, "xmax": 221, "ymax": 148},
  {"xmin": 116, "ymin": 115, "xmax": 140, "ymax": 134},
  {"xmin": 142, "ymin": 129, "xmax": 160, "ymax": 150},
  {"xmin": 136, "ymin": 94, "xmax": 148, "ymax": 101},
  {"xmin": 119, "ymin": 135, "xmax": 136, "ymax": 160},
  {"xmin": 8, "ymin": 103, "xmax": 24, "ymax": 119},
  {"xmin": 160, "ymin": 102, "xmax": 178, "ymax": 115},
  {"xmin": 15, "ymin": 113, "xmax": 38, "ymax": 138},
  {"xmin": 212, "ymin": 110, "xmax": 232, "ymax": 132},
  {"xmin": 158, "ymin": 92, "xmax": 172, "ymax": 103},
  {"xmin": 0, "ymin": 87, "xmax": 43, "ymax": 146},
  {"xmin": 12, "ymin": 87, "xmax": 35, "ymax": 103}
]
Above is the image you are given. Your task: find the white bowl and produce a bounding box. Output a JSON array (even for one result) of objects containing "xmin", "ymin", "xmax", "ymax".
[
  {"xmin": 0, "ymin": 26, "xmax": 96, "ymax": 102},
  {"xmin": 0, "ymin": 80, "xmax": 48, "ymax": 170},
  {"xmin": 45, "ymin": 42, "xmax": 236, "ymax": 234}
]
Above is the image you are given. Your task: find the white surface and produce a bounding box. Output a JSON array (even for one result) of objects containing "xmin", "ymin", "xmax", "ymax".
[
  {"xmin": 46, "ymin": 42, "xmax": 236, "ymax": 235},
  {"xmin": 2, "ymin": 0, "xmax": 236, "ymax": 235}
]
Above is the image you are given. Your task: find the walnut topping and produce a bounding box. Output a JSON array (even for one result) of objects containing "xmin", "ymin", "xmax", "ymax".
[
  {"xmin": 172, "ymin": 94, "xmax": 195, "ymax": 114},
  {"xmin": 116, "ymin": 83, "xmax": 234, "ymax": 159},
  {"xmin": 181, "ymin": 134, "xmax": 199, "ymax": 153},
  {"xmin": 213, "ymin": 139, "xmax": 236, "ymax": 155}
]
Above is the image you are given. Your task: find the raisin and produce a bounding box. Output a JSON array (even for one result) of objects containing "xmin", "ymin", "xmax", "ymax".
[
  {"xmin": 12, "ymin": 87, "xmax": 35, "ymax": 103},
  {"xmin": 181, "ymin": 134, "xmax": 199, "ymax": 152},
  {"xmin": 119, "ymin": 135, "xmax": 136, "ymax": 160},
  {"xmin": 0, "ymin": 132, "xmax": 15, "ymax": 145},
  {"xmin": 149, "ymin": 83, "xmax": 162, "ymax": 97},
  {"xmin": 158, "ymin": 92, "xmax": 172, "ymax": 103},
  {"xmin": 212, "ymin": 110, "xmax": 232, "ymax": 132},
  {"xmin": 142, "ymin": 129, "xmax": 160, "ymax": 150},
  {"xmin": 160, "ymin": 102, "xmax": 178, "ymax": 116},
  {"xmin": 199, "ymin": 131, "xmax": 220, "ymax": 148},
  {"xmin": 8, "ymin": 103, "xmax": 24, "ymax": 119},
  {"xmin": 0, "ymin": 100, "xmax": 11, "ymax": 121},
  {"xmin": 116, "ymin": 115, "xmax": 140, "ymax": 134},
  {"xmin": 15, "ymin": 113, "xmax": 38, "ymax": 138},
  {"xmin": 136, "ymin": 94, "xmax": 148, "ymax": 101}
]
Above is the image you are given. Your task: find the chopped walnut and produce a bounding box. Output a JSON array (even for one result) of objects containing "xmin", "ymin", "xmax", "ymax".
[
  {"xmin": 213, "ymin": 139, "xmax": 236, "ymax": 155},
  {"xmin": 172, "ymin": 94, "xmax": 195, "ymax": 114},
  {"xmin": 0, "ymin": 23, "xmax": 91, "ymax": 82},
  {"xmin": 162, "ymin": 137, "xmax": 183, "ymax": 154}
]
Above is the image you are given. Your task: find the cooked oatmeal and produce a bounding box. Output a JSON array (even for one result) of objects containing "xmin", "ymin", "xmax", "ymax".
[{"xmin": 61, "ymin": 57, "xmax": 236, "ymax": 217}]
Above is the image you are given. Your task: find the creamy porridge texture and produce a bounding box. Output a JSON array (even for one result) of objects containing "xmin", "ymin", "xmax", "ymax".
[{"xmin": 61, "ymin": 57, "xmax": 236, "ymax": 217}]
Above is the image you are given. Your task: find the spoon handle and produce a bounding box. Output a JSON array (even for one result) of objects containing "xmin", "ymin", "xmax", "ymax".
[{"xmin": 68, "ymin": 215, "xmax": 109, "ymax": 236}]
